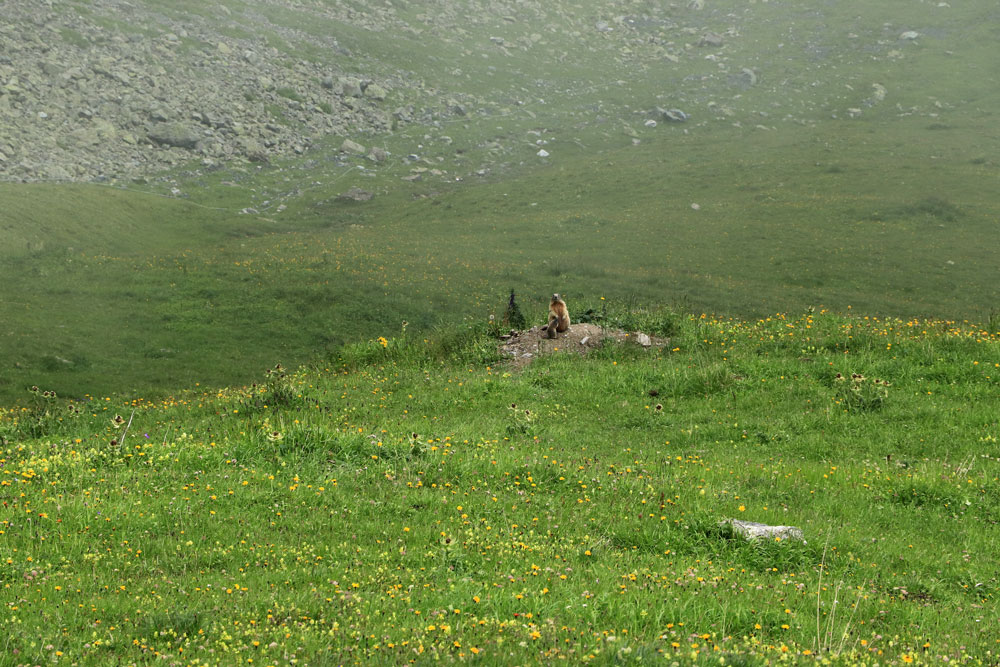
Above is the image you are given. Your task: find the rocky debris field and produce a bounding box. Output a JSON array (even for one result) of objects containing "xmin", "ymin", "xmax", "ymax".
[
  {"xmin": 0, "ymin": 0, "xmax": 957, "ymax": 186},
  {"xmin": 0, "ymin": 0, "xmax": 418, "ymax": 182}
]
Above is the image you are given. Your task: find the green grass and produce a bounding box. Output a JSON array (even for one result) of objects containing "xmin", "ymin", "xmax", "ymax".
[
  {"xmin": 2, "ymin": 1, "xmax": 995, "ymax": 662},
  {"xmin": 3, "ymin": 111, "xmax": 999, "ymax": 402},
  {"xmin": 5, "ymin": 3, "xmax": 997, "ymax": 661},
  {"xmin": 5, "ymin": 0, "xmax": 999, "ymax": 401},
  {"xmin": 2, "ymin": 311, "xmax": 997, "ymax": 664}
]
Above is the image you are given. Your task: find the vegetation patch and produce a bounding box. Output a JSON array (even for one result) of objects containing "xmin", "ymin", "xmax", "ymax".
[{"xmin": 1, "ymin": 311, "xmax": 997, "ymax": 664}]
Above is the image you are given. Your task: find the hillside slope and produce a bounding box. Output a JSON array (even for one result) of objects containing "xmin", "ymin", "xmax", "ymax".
[
  {"xmin": 1, "ymin": 313, "xmax": 998, "ymax": 663},
  {"xmin": 3, "ymin": 0, "xmax": 996, "ymax": 185},
  {"xmin": 1, "ymin": 0, "xmax": 999, "ymax": 401}
]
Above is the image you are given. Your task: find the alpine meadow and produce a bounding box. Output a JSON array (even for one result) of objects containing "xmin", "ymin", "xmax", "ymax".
[{"xmin": 1, "ymin": 0, "xmax": 998, "ymax": 665}]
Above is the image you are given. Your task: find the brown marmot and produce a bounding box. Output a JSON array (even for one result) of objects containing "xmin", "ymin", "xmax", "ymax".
[{"xmin": 543, "ymin": 293, "xmax": 570, "ymax": 339}]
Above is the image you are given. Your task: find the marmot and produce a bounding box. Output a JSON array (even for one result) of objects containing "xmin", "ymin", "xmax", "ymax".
[{"xmin": 544, "ymin": 293, "xmax": 570, "ymax": 339}]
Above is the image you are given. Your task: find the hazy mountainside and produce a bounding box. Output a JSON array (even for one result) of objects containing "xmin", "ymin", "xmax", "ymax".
[
  {"xmin": 2, "ymin": 5, "xmax": 998, "ymax": 660},
  {"xmin": 2, "ymin": 0, "xmax": 999, "ymax": 402},
  {"xmin": 2, "ymin": 0, "xmax": 993, "ymax": 184}
]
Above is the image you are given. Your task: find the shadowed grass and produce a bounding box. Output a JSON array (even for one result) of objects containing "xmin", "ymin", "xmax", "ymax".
[{"xmin": 3, "ymin": 0, "xmax": 1000, "ymax": 406}]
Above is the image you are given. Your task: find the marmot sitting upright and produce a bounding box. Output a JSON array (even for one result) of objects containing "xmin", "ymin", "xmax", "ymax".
[{"xmin": 544, "ymin": 293, "xmax": 570, "ymax": 339}]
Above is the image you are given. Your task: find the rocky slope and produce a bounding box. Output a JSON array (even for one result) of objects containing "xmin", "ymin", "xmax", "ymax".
[
  {"xmin": 0, "ymin": 0, "xmax": 415, "ymax": 182},
  {"xmin": 0, "ymin": 0, "xmax": 961, "ymax": 185}
]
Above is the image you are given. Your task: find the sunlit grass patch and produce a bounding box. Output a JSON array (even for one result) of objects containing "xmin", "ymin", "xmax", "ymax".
[{"xmin": 1, "ymin": 303, "xmax": 998, "ymax": 664}]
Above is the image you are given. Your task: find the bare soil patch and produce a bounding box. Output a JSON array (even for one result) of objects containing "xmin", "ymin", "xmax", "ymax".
[{"xmin": 498, "ymin": 323, "xmax": 669, "ymax": 369}]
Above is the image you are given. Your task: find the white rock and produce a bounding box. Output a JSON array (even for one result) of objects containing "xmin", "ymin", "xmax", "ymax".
[
  {"xmin": 900, "ymin": 31, "xmax": 920, "ymax": 40},
  {"xmin": 723, "ymin": 519, "xmax": 805, "ymax": 542},
  {"xmin": 536, "ymin": 149, "xmax": 549, "ymax": 157}
]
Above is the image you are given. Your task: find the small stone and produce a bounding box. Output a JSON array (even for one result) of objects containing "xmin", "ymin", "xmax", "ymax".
[
  {"xmin": 660, "ymin": 108, "xmax": 688, "ymax": 122},
  {"xmin": 722, "ymin": 519, "xmax": 805, "ymax": 542},
  {"xmin": 698, "ymin": 32, "xmax": 724, "ymax": 47},
  {"xmin": 364, "ymin": 83, "xmax": 388, "ymax": 100},
  {"xmin": 337, "ymin": 187, "xmax": 373, "ymax": 202},
  {"xmin": 340, "ymin": 77, "xmax": 363, "ymax": 98}
]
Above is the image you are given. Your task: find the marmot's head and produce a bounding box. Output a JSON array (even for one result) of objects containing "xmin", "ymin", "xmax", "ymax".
[{"xmin": 552, "ymin": 293, "xmax": 562, "ymax": 302}]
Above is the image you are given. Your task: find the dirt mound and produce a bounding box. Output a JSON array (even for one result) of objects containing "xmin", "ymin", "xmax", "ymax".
[{"xmin": 499, "ymin": 323, "xmax": 669, "ymax": 368}]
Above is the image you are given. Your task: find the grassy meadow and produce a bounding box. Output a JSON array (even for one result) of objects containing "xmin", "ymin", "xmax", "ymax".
[
  {"xmin": 2, "ymin": 0, "xmax": 1000, "ymax": 663},
  {"xmin": 3, "ymin": 112, "xmax": 1000, "ymax": 402},
  {"xmin": 1, "ymin": 309, "xmax": 998, "ymax": 665}
]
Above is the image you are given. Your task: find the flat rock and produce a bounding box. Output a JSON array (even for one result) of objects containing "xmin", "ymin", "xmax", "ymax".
[
  {"xmin": 658, "ymin": 107, "xmax": 688, "ymax": 122},
  {"xmin": 337, "ymin": 187, "xmax": 373, "ymax": 202},
  {"xmin": 367, "ymin": 146, "xmax": 388, "ymax": 162},
  {"xmin": 340, "ymin": 138, "xmax": 366, "ymax": 154},
  {"xmin": 722, "ymin": 519, "xmax": 805, "ymax": 542},
  {"xmin": 698, "ymin": 32, "xmax": 724, "ymax": 47}
]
